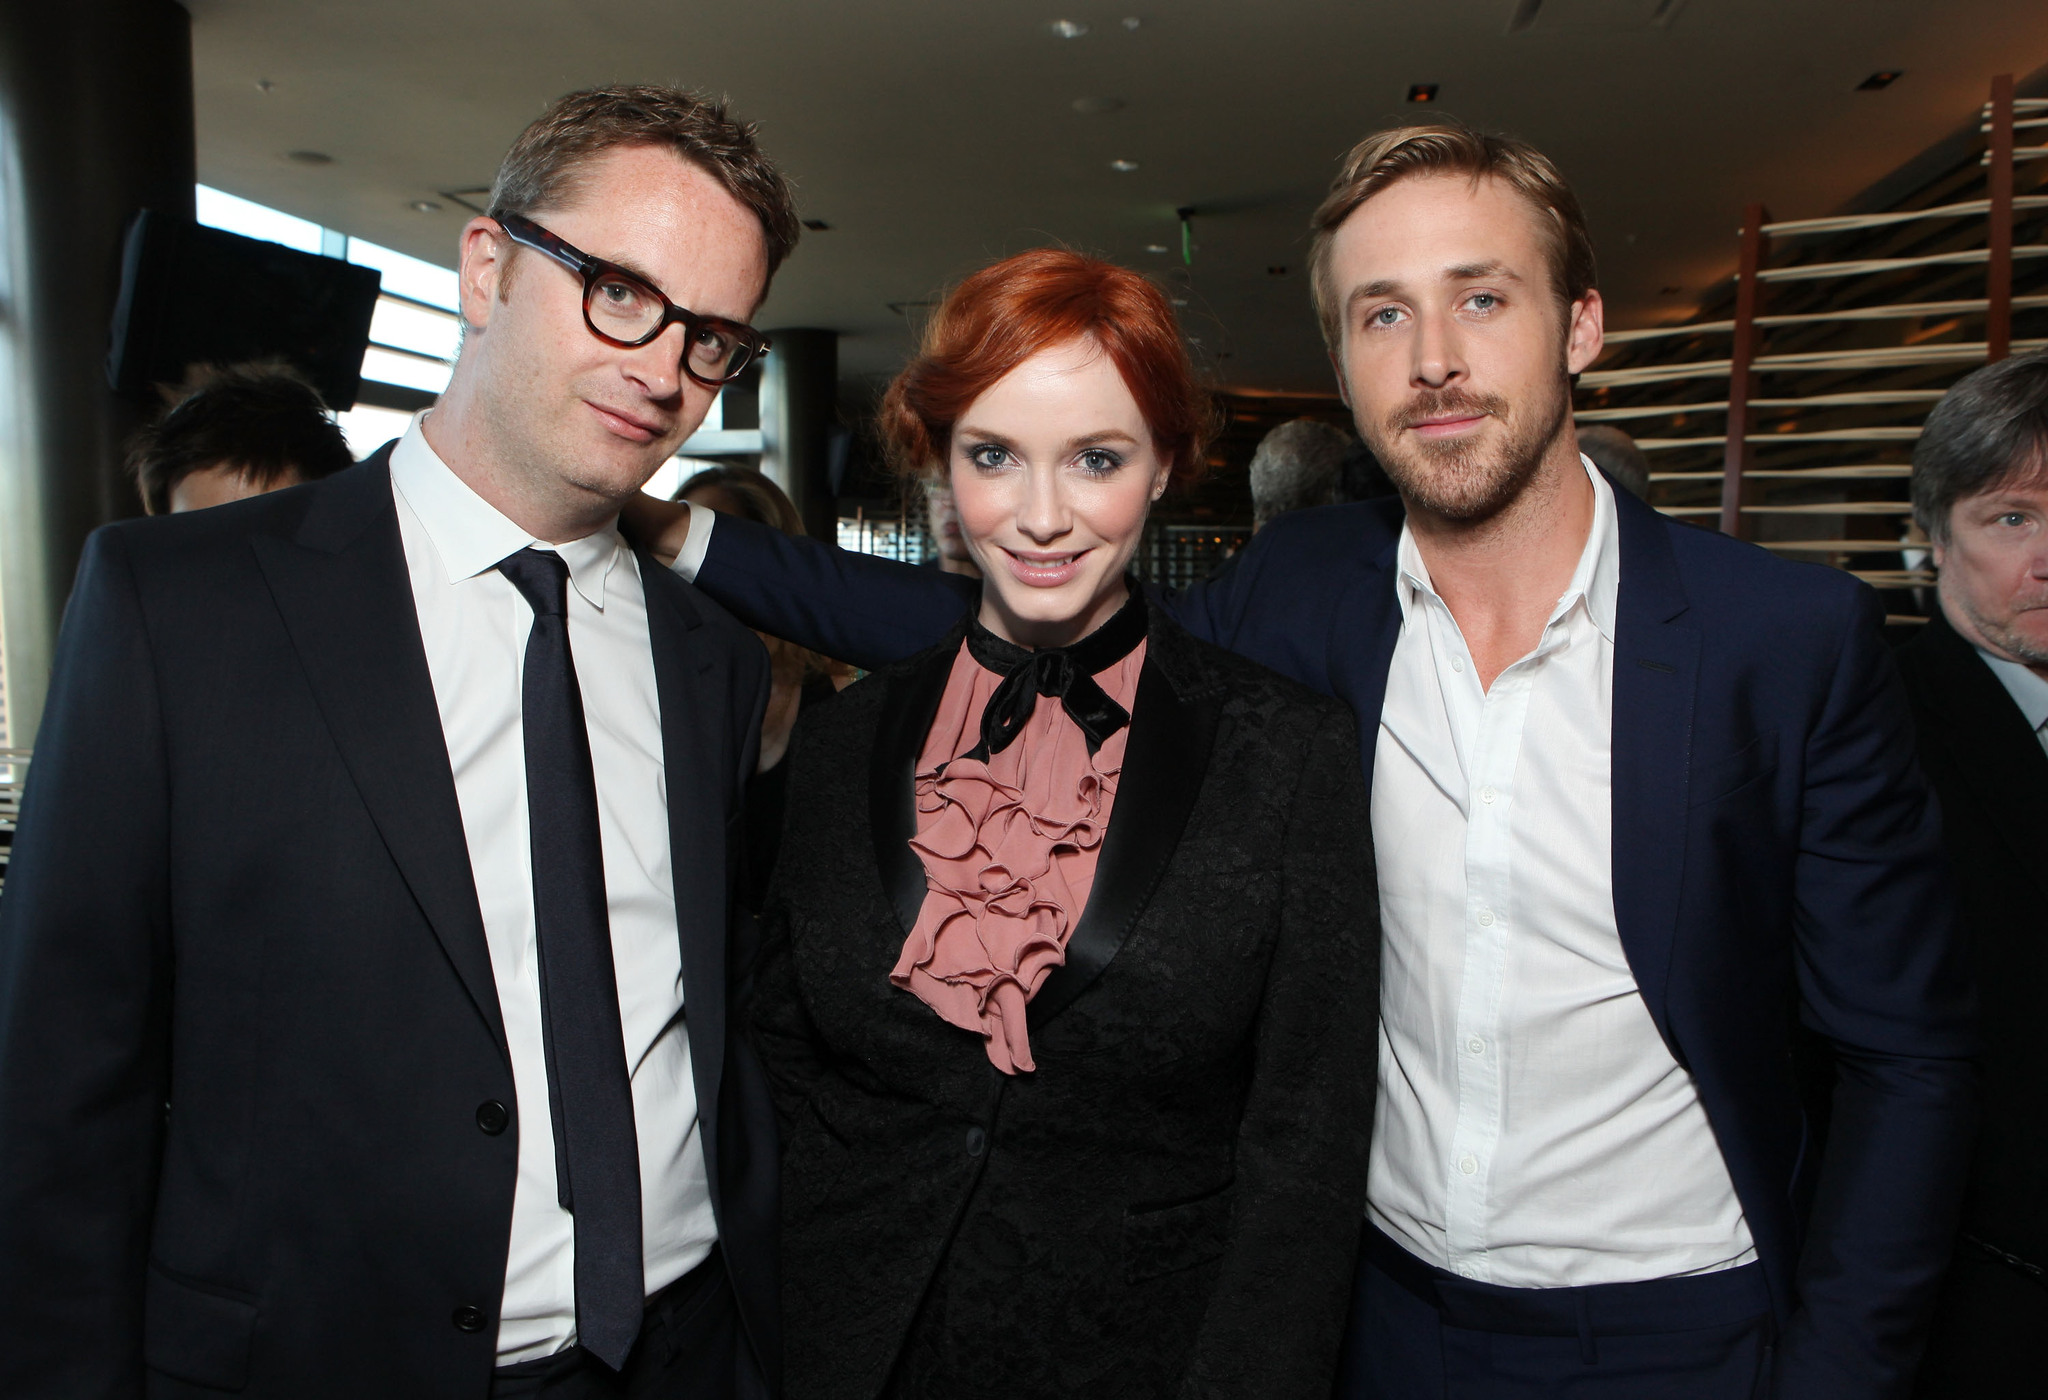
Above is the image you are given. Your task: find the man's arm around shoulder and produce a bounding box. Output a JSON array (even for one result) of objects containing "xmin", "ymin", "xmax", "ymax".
[{"xmin": 0, "ymin": 525, "xmax": 175, "ymax": 1397}]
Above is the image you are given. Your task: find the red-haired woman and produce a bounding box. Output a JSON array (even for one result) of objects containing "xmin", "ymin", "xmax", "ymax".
[{"xmin": 706, "ymin": 251, "xmax": 1377, "ymax": 1397}]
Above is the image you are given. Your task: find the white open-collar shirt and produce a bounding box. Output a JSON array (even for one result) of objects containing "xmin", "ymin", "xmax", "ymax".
[
  {"xmin": 1369, "ymin": 458, "xmax": 1757, "ymax": 1287},
  {"xmin": 391, "ymin": 419, "xmax": 715, "ymax": 1363}
]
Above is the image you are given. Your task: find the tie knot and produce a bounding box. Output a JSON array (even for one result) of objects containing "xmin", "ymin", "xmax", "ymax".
[{"xmin": 497, "ymin": 547, "xmax": 570, "ymax": 618}]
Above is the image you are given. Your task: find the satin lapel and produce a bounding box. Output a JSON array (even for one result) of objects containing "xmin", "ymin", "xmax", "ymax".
[
  {"xmin": 869, "ymin": 635, "xmax": 962, "ymax": 937},
  {"xmin": 1607, "ymin": 494, "xmax": 1700, "ymax": 1047},
  {"xmin": 250, "ymin": 453, "xmax": 507, "ymax": 1058},
  {"xmin": 1031, "ymin": 636, "xmax": 1224, "ymax": 1028},
  {"xmin": 1919, "ymin": 611, "xmax": 2048, "ymax": 903},
  {"xmin": 642, "ymin": 559, "xmax": 732, "ymax": 1126}
]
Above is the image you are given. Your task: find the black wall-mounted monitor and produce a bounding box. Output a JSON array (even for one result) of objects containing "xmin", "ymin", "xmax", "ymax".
[{"xmin": 106, "ymin": 210, "xmax": 382, "ymax": 410}]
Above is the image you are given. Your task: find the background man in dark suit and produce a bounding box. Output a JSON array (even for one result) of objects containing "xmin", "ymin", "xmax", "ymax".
[
  {"xmin": 624, "ymin": 119, "xmax": 1976, "ymax": 1399},
  {"xmin": 1897, "ymin": 350, "xmax": 2048, "ymax": 1398},
  {"xmin": 0, "ymin": 85, "xmax": 798, "ymax": 1398}
]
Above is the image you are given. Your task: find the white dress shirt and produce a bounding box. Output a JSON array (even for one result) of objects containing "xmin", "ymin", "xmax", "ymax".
[
  {"xmin": 1369, "ymin": 457, "xmax": 1756, "ymax": 1287},
  {"xmin": 1974, "ymin": 644, "xmax": 2048, "ymax": 759},
  {"xmin": 391, "ymin": 420, "xmax": 716, "ymax": 1363}
]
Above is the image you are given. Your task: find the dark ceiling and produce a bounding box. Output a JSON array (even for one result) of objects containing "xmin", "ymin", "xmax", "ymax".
[{"xmin": 187, "ymin": 0, "xmax": 2048, "ymax": 393}]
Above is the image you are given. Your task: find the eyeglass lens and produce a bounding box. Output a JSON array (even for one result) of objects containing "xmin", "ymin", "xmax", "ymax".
[{"xmin": 585, "ymin": 271, "xmax": 753, "ymax": 380}]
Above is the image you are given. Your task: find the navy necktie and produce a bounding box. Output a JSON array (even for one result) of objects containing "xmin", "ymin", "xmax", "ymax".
[{"xmin": 496, "ymin": 547, "xmax": 644, "ymax": 1370}]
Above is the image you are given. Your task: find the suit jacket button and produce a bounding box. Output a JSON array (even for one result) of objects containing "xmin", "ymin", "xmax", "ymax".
[
  {"xmin": 452, "ymin": 1305, "xmax": 487, "ymax": 1333},
  {"xmin": 475, "ymin": 1100, "xmax": 509, "ymax": 1136},
  {"xmin": 965, "ymin": 1127, "xmax": 986, "ymax": 1157}
]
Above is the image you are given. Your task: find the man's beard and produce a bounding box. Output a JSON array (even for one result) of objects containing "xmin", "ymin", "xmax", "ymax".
[
  {"xmin": 1363, "ymin": 373, "xmax": 1572, "ymax": 522},
  {"xmin": 1964, "ymin": 595, "xmax": 2048, "ymax": 667}
]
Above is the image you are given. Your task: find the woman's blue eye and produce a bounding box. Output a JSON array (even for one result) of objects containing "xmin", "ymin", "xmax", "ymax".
[
  {"xmin": 1077, "ymin": 450, "xmax": 1121, "ymax": 475},
  {"xmin": 969, "ymin": 444, "xmax": 1007, "ymax": 469}
]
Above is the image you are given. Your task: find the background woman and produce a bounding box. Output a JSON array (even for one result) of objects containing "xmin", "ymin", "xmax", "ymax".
[
  {"xmin": 675, "ymin": 464, "xmax": 850, "ymax": 906},
  {"xmin": 749, "ymin": 249, "xmax": 1379, "ymax": 1398}
]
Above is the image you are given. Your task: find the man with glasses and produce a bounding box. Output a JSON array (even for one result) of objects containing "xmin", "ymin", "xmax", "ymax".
[{"xmin": 0, "ymin": 86, "xmax": 796, "ymax": 1400}]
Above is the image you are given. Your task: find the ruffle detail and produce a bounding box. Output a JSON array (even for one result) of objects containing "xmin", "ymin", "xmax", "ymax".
[{"xmin": 891, "ymin": 641, "xmax": 1144, "ymax": 1072}]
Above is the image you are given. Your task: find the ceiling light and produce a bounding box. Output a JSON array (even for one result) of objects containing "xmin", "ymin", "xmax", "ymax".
[
  {"xmin": 1110, "ymin": 158, "xmax": 1139, "ymax": 172},
  {"xmin": 1857, "ymin": 70, "xmax": 1901, "ymax": 91},
  {"xmin": 410, "ymin": 199, "xmax": 442, "ymax": 213},
  {"xmin": 801, "ymin": 219, "xmax": 832, "ymax": 231},
  {"xmin": 1407, "ymin": 84, "xmax": 1439, "ymax": 104},
  {"xmin": 1051, "ymin": 19, "xmax": 1088, "ymax": 38},
  {"xmin": 255, "ymin": 79, "xmax": 274, "ymax": 93},
  {"xmin": 1072, "ymin": 95, "xmax": 1125, "ymax": 115},
  {"xmin": 285, "ymin": 149, "xmax": 334, "ymax": 165},
  {"xmin": 1145, "ymin": 244, "xmax": 1169, "ymax": 254},
  {"xmin": 1122, "ymin": 16, "xmax": 1141, "ymax": 29}
]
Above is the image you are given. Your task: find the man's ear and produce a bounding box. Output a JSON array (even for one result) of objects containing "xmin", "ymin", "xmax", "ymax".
[
  {"xmin": 457, "ymin": 217, "xmax": 507, "ymax": 334},
  {"xmin": 1565, "ymin": 289, "xmax": 1606, "ymax": 376}
]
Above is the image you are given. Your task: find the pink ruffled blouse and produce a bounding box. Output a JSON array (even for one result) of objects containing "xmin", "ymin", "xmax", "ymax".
[{"xmin": 890, "ymin": 638, "xmax": 1146, "ymax": 1073}]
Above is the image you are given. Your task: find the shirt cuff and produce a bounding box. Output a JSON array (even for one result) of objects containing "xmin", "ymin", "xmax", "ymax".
[{"xmin": 671, "ymin": 503, "xmax": 716, "ymax": 582}]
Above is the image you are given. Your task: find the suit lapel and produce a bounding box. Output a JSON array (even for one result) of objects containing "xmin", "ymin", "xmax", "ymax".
[
  {"xmin": 1607, "ymin": 493, "xmax": 1701, "ymax": 1043},
  {"xmin": 251, "ymin": 452, "xmax": 507, "ymax": 1058},
  {"xmin": 868, "ymin": 629, "xmax": 962, "ymax": 939},
  {"xmin": 1333, "ymin": 535, "xmax": 1404, "ymax": 793},
  {"xmin": 1918, "ymin": 611, "xmax": 2048, "ymax": 903},
  {"xmin": 1031, "ymin": 610, "xmax": 1223, "ymax": 1028},
  {"xmin": 641, "ymin": 558, "xmax": 736, "ymax": 1126}
]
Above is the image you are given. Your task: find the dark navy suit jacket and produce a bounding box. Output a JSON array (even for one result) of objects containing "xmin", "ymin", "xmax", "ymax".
[{"xmin": 677, "ymin": 481, "xmax": 1977, "ymax": 1398}]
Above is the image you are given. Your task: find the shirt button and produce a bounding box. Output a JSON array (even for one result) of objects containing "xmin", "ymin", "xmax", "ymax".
[
  {"xmin": 451, "ymin": 1304, "xmax": 487, "ymax": 1333},
  {"xmin": 1450, "ymin": 656, "xmax": 1466, "ymax": 673},
  {"xmin": 1479, "ymin": 786, "xmax": 1497, "ymax": 804},
  {"xmin": 475, "ymin": 1101, "xmax": 509, "ymax": 1136},
  {"xmin": 1459, "ymin": 1156, "xmax": 1479, "ymax": 1176},
  {"xmin": 1477, "ymin": 909, "xmax": 1496, "ymax": 927},
  {"xmin": 965, "ymin": 1127, "xmax": 987, "ymax": 1157},
  {"xmin": 1467, "ymin": 1037, "xmax": 1485, "ymax": 1055}
]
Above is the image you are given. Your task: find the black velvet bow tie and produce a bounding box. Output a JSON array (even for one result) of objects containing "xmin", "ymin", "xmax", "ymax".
[{"xmin": 963, "ymin": 587, "xmax": 1149, "ymax": 761}]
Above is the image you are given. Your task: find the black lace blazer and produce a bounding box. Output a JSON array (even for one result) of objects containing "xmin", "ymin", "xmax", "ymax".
[{"xmin": 750, "ymin": 601, "xmax": 1380, "ymax": 1400}]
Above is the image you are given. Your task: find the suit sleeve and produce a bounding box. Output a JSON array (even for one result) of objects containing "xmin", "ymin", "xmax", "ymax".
[
  {"xmin": 0, "ymin": 528, "xmax": 173, "ymax": 1399},
  {"xmin": 1179, "ymin": 704, "xmax": 1378, "ymax": 1400},
  {"xmin": 1775, "ymin": 584, "xmax": 1979, "ymax": 1399},
  {"xmin": 694, "ymin": 512, "xmax": 980, "ymax": 670},
  {"xmin": 692, "ymin": 510, "xmax": 1261, "ymax": 670}
]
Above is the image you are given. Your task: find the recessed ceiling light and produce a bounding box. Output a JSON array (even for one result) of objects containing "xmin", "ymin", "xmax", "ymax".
[
  {"xmin": 1122, "ymin": 16, "xmax": 1141, "ymax": 29},
  {"xmin": 285, "ymin": 149, "xmax": 334, "ymax": 165},
  {"xmin": 1051, "ymin": 19, "xmax": 1088, "ymax": 38},
  {"xmin": 410, "ymin": 199, "xmax": 442, "ymax": 213},
  {"xmin": 1110, "ymin": 158, "xmax": 1140, "ymax": 172},
  {"xmin": 1407, "ymin": 84, "xmax": 1439, "ymax": 104},
  {"xmin": 1145, "ymin": 244, "xmax": 1170, "ymax": 254},
  {"xmin": 1072, "ymin": 95, "xmax": 1126, "ymax": 115},
  {"xmin": 1857, "ymin": 70, "xmax": 1902, "ymax": 91},
  {"xmin": 255, "ymin": 79, "xmax": 274, "ymax": 93},
  {"xmin": 801, "ymin": 219, "xmax": 832, "ymax": 231}
]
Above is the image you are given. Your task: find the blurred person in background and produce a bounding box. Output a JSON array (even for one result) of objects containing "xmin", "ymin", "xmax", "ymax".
[
  {"xmin": 677, "ymin": 463, "xmax": 849, "ymax": 906},
  {"xmin": 922, "ymin": 478, "xmax": 981, "ymax": 576},
  {"xmin": 1576, "ymin": 422, "xmax": 1651, "ymax": 500},
  {"xmin": 1249, "ymin": 417, "xmax": 1350, "ymax": 530},
  {"xmin": 126, "ymin": 361, "xmax": 355, "ymax": 514},
  {"xmin": 1896, "ymin": 349, "xmax": 2048, "ymax": 1399}
]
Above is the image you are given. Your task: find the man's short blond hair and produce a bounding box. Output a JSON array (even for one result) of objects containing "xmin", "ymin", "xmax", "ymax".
[{"xmin": 1308, "ymin": 121, "xmax": 1597, "ymax": 350}]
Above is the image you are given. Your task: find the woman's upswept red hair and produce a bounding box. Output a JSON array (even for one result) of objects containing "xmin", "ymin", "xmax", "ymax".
[{"xmin": 878, "ymin": 248, "xmax": 1212, "ymax": 490}]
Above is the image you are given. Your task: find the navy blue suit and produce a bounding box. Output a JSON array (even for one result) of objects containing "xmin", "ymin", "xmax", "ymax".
[{"xmin": 678, "ymin": 483, "xmax": 1976, "ymax": 1397}]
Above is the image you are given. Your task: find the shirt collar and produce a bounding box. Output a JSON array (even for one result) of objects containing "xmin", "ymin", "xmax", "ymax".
[
  {"xmin": 1394, "ymin": 454, "xmax": 1619, "ymax": 644},
  {"xmin": 389, "ymin": 414, "xmax": 622, "ymax": 609},
  {"xmin": 1974, "ymin": 645, "xmax": 2048, "ymax": 735}
]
